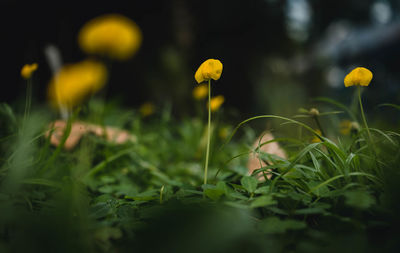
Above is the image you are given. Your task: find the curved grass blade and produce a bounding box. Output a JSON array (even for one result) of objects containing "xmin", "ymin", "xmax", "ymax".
[
  {"xmin": 221, "ymin": 115, "xmax": 321, "ymax": 151},
  {"xmin": 378, "ymin": 103, "xmax": 400, "ymax": 111},
  {"xmin": 85, "ymin": 147, "xmax": 134, "ymax": 177},
  {"xmin": 308, "ymin": 172, "xmax": 382, "ymax": 194},
  {"xmin": 21, "ymin": 178, "xmax": 62, "ymax": 189},
  {"xmin": 369, "ymin": 128, "xmax": 397, "ymax": 145},
  {"xmin": 313, "ymin": 97, "xmax": 357, "ymax": 121}
]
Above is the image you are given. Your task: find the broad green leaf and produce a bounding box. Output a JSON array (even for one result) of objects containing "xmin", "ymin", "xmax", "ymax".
[
  {"xmin": 241, "ymin": 176, "xmax": 258, "ymax": 193},
  {"xmin": 254, "ymin": 186, "xmax": 270, "ymax": 194},
  {"xmin": 258, "ymin": 217, "xmax": 306, "ymax": 234},
  {"xmin": 204, "ymin": 188, "xmax": 225, "ymax": 201},
  {"xmin": 344, "ymin": 190, "xmax": 376, "ymax": 209},
  {"xmin": 250, "ymin": 195, "xmax": 277, "ymax": 208}
]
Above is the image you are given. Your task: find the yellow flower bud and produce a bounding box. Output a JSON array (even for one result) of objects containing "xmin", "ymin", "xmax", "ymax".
[
  {"xmin": 21, "ymin": 63, "xmax": 38, "ymax": 79},
  {"xmin": 208, "ymin": 95, "xmax": 225, "ymax": 112},
  {"xmin": 48, "ymin": 60, "xmax": 108, "ymax": 109},
  {"xmin": 192, "ymin": 84, "xmax": 208, "ymax": 100},
  {"xmin": 78, "ymin": 14, "xmax": 142, "ymax": 60},
  {"xmin": 309, "ymin": 108, "xmax": 320, "ymax": 116},
  {"xmin": 344, "ymin": 67, "xmax": 373, "ymax": 87},
  {"xmin": 194, "ymin": 59, "xmax": 223, "ymax": 84},
  {"xmin": 139, "ymin": 102, "xmax": 155, "ymax": 117}
]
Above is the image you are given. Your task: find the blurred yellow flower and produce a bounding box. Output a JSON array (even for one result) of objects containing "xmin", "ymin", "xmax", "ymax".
[
  {"xmin": 218, "ymin": 126, "xmax": 231, "ymax": 139},
  {"xmin": 48, "ymin": 60, "xmax": 107, "ymax": 108},
  {"xmin": 21, "ymin": 63, "xmax": 38, "ymax": 79},
  {"xmin": 139, "ymin": 102, "xmax": 155, "ymax": 117},
  {"xmin": 192, "ymin": 84, "xmax": 208, "ymax": 100},
  {"xmin": 208, "ymin": 95, "xmax": 225, "ymax": 112},
  {"xmin": 339, "ymin": 120, "xmax": 352, "ymax": 135},
  {"xmin": 195, "ymin": 59, "xmax": 223, "ymax": 84},
  {"xmin": 78, "ymin": 14, "xmax": 142, "ymax": 60},
  {"xmin": 339, "ymin": 120, "xmax": 360, "ymax": 135},
  {"xmin": 311, "ymin": 129, "xmax": 322, "ymax": 143},
  {"xmin": 344, "ymin": 67, "xmax": 373, "ymax": 87}
]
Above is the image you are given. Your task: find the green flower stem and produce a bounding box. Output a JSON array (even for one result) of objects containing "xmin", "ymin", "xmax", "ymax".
[
  {"xmin": 313, "ymin": 115, "xmax": 326, "ymax": 138},
  {"xmin": 23, "ymin": 78, "xmax": 32, "ymax": 131},
  {"xmin": 40, "ymin": 110, "xmax": 76, "ymax": 174},
  {"xmin": 160, "ymin": 185, "xmax": 165, "ymax": 204},
  {"xmin": 357, "ymin": 86, "xmax": 382, "ymax": 177},
  {"xmin": 357, "ymin": 86, "xmax": 373, "ymax": 144},
  {"xmin": 204, "ymin": 79, "xmax": 212, "ymax": 185}
]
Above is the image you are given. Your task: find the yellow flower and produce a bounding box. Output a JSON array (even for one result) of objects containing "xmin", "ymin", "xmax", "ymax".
[
  {"xmin": 48, "ymin": 60, "xmax": 107, "ymax": 108},
  {"xmin": 339, "ymin": 120, "xmax": 360, "ymax": 135},
  {"xmin": 139, "ymin": 102, "xmax": 155, "ymax": 117},
  {"xmin": 21, "ymin": 63, "xmax": 38, "ymax": 79},
  {"xmin": 78, "ymin": 14, "xmax": 142, "ymax": 60},
  {"xmin": 194, "ymin": 59, "xmax": 223, "ymax": 84},
  {"xmin": 208, "ymin": 95, "xmax": 225, "ymax": 112},
  {"xmin": 218, "ymin": 126, "xmax": 231, "ymax": 139},
  {"xmin": 311, "ymin": 129, "xmax": 322, "ymax": 143},
  {"xmin": 192, "ymin": 84, "xmax": 208, "ymax": 100},
  {"xmin": 339, "ymin": 120, "xmax": 352, "ymax": 135},
  {"xmin": 344, "ymin": 67, "xmax": 373, "ymax": 87}
]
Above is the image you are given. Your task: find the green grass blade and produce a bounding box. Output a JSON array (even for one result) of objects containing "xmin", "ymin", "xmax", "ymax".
[
  {"xmin": 21, "ymin": 178, "xmax": 62, "ymax": 189},
  {"xmin": 313, "ymin": 97, "xmax": 357, "ymax": 121}
]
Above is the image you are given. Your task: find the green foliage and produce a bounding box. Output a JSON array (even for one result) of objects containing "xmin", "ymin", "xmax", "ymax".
[
  {"xmin": 241, "ymin": 176, "xmax": 258, "ymax": 194},
  {"xmin": 1, "ymin": 97, "xmax": 400, "ymax": 252}
]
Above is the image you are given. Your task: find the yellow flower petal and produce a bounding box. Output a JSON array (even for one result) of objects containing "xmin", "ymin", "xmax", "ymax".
[
  {"xmin": 209, "ymin": 95, "xmax": 225, "ymax": 112},
  {"xmin": 192, "ymin": 84, "xmax": 208, "ymax": 100},
  {"xmin": 48, "ymin": 60, "xmax": 108, "ymax": 108},
  {"xmin": 78, "ymin": 14, "xmax": 142, "ymax": 60},
  {"xmin": 194, "ymin": 59, "xmax": 223, "ymax": 84},
  {"xmin": 344, "ymin": 67, "xmax": 373, "ymax": 87},
  {"xmin": 21, "ymin": 63, "xmax": 38, "ymax": 79}
]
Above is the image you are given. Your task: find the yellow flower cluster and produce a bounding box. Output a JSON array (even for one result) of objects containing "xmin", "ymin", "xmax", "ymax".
[
  {"xmin": 344, "ymin": 67, "xmax": 373, "ymax": 87},
  {"xmin": 194, "ymin": 59, "xmax": 223, "ymax": 84},
  {"xmin": 78, "ymin": 14, "xmax": 142, "ymax": 60},
  {"xmin": 48, "ymin": 60, "xmax": 107, "ymax": 108},
  {"xmin": 21, "ymin": 63, "xmax": 38, "ymax": 79}
]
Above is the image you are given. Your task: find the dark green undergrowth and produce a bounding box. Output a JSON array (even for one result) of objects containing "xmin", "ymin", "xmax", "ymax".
[{"xmin": 1, "ymin": 99, "xmax": 400, "ymax": 253}]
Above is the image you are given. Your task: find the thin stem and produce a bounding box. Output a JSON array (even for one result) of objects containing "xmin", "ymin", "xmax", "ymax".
[
  {"xmin": 23, "ymin": 78, "xmax": 32, "ymax": 131},
  {"xmin": 40, "ymin": 112, "xmax": 74, "ymax": 174},
  {"xmin": 358, "ymin": 86, "xmax": 373, "ymax": 144},
  {"xmin": 160, "ymin": 185, "xmax": 165, "ymax": 204},
  {"xmin": 313, "ymin": 116, "xmax": 326, "ymax": 137},
  {"xmin": 357, "ymin": 86, "xmax": 382, "ymax": 177},
  {"xmin": 204, "ymin": 79, "xmax": 211, "ymax": 185}
]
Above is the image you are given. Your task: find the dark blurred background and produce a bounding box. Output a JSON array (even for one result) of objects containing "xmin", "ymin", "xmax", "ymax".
[{"xmin": 2, "ymin": 0, "xmax": 400, "ymax": 119}]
